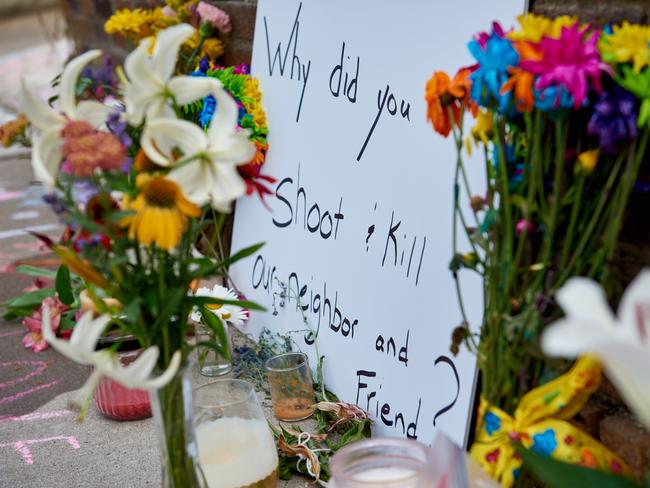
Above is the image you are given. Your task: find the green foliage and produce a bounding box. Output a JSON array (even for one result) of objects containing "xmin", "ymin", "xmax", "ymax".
[
  {"xmin": 55, "ymin": 266, "xmax": 74, "ymax": 306},
  {"xmin": 519, "ymin": 446, "xmax": 641, "ymax": 488}
]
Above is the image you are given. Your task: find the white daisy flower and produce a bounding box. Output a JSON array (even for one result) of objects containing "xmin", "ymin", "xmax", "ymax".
[{"xmin": 192, "ymin": 284, "xmax": 248, "ymax": 326}]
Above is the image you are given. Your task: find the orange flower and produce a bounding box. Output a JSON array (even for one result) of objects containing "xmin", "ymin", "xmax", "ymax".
[
  {"xmin": 501, "ymin": 42, "xmax": 541, "ymax": 113},
  {"xmin": 425, "ymin": 71, "xmax": 459, "ymax": 137},
  {"xmin": 450, "ymin": 67, "xmax": 478, "ymax": 116},
  {"xmin": 249, "ymin": 140, "xmax": 268, "ymax": 166}
]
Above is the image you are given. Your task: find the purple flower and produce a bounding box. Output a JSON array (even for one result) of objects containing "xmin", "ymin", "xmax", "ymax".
[
  {"xmin": 42, "ymin": 192, "xmax": 66, "ymax": 214},
  {"xmin": 71, "ymin": 181, "xmax": 98, "ymax": 207},
  {"xmin": 107, "ymin": 109, "xmax": 132, "ymax": 148},
  {"xmin": 587, "ymin": 85, "xmax": 639, "ymax": 154},
  {"xmin": 521, "ymin": 24, "xmax": 612, "ymax": 109}
]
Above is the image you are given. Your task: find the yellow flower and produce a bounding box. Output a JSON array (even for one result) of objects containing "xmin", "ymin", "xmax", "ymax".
[
  {"xmin": 599, "ymin": 21, "xmax": 650, "ymax": 73},
  {"xmin": 183, "ymin": 32, "xmax": 224, "ymax": 60},
  {"xmin": 121, "ymin": 174, "xmax": 201, "ymax": 251},
  {"xmin": 508, "ymin": 14, "xmax": 577, "ymax": 42},
  {"xmin": 243, "ymin": 77, "xmax": 263, "ymax": 105},
  {"xmin": 471, "ymin": 109, "xmax": 494, "ymax": 145},
  {"xmin": 578, "ymin": 148, "xmax": 599, "ymax": 173},
  {"xmin": 0, "ymin": 115, "xmax": 27, "ymax": 147},
  {"xmin": 104, "ymin": 8, "xmax": 173, "ymax": 42}
]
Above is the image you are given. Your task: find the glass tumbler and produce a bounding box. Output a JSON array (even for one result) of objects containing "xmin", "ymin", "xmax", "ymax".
[
  {"xmin": 193, "ymin": 379, "xmax": 279, "ymax": 488},
  {"xmin": 329, "ymin": 438, "xmax": 436, "ymax": 488},
  {"xmin": 265, "ymin": 352, "xmax": 315, "ymax": 421}
]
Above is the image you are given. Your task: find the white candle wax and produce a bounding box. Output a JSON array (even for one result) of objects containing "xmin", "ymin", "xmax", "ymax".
[{"xmin": 195, "ymin": 417, "xmax": 278, "ymax": 488}]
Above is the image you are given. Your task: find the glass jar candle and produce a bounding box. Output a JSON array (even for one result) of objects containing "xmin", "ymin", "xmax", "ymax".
[
  {"xmin": 329, "ymin": 438, "xmax": 435, "ymax": 488},
  {"xmin": 265, "ymin": 352, "xmax": 315, "ymax": 421},
  {"xmin": 93, "ymin": 335, "xmax": 151, "ymax": 421}
]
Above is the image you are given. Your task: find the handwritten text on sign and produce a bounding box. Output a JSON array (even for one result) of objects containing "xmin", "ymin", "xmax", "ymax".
[{"xmin": 231, "ymin": 0, "xmax": 521, "ymax": 446}]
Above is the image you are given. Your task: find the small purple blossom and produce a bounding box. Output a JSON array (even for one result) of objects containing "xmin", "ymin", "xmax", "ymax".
[
  {"xmin": 71, "ymin": 181, "xmax": 98, "ymax": 208},
  {"xmin": 106, "ymin": 109, "xmax": 132, "ymax": 148},
  {"xmin": 233, "ymin": 64, "xmax": 250, "ymax": 75},
  {"xmin": 587, "ymin": 85, "xmax": 639, "ymax": 154},
  {"xmin": 42, "ymin": 192, "xmax": 66, "ymax": 214}
]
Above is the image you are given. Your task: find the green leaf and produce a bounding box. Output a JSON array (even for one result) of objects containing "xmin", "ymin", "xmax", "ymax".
[
  {"xmin": 4, "ymin": 288, "xmax": 54, "ymax": 308},
  {"xmin": 55, "ymin": 266, "xmax": 74, "ymax": 305},
  {"xmin": 197, "ymin": 305, "xmax": 230, "ymax": 360},
  {"xmin": 189, "ymin": 296, "xmax": 266, "ymax": 312},
  {"xmin": 15, "ymin": 265, "xmax": 57, "ymax": 278},
  {"xmin": 215, "ymin": 242, "xmax": 265, "ymax": 270},
  {"xmin": 519, "ymin": 446, "xmax": 640, "ymax": 488},
  {"xmin": 59, "ymin": 315, "xmax": 76, "ymax": 331}
]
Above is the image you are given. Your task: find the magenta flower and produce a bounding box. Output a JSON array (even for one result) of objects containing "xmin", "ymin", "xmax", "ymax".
[
  {"xmin": 22, "ymin": 295, "xmax": 68, "ymax": 352},
  {"xmin": 197, "ymin": 2, "xmax": 231, "ymax": 33},
  {"xmin": 520, "ymin": 24, "xmax": 611, "ymax": 109}
]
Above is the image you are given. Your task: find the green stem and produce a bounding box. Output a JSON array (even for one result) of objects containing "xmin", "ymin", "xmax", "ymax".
[
  {"xmin": 493, "ymin": 115, "xmax": 514, "ymax": 307},
  {"xmin": 559, "ymin": 171, "xmax": 586, "ymax": 271},
  {"xmin": 555, "ymin": 151, "xmax": 627, "ymax": 289},
  {"xmin": 532, "ymin": 118, "xmax": 566, "ymax": 292}
]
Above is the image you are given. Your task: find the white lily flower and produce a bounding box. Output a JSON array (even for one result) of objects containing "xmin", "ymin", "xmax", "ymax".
[
  {"xmin": 122, "ymin": 23, "xmax": 222, "ymax": 125},
  {"xmin": 542, "ymin": 270, "xmax": 650, "ymax": 429},
  {"xmin": 19, "ymin": 50, "xmax": 113, "ymax": 187},
  {"xmin": 141, "ymin": 84, "xmax": 255, "ymax": 212},
  {"xmin": 42, "ymin": 308, "xmax": 181, "ymax": 417},
  {"xmin": 191, "ymin": 284, "xmax": 248, "ymax": 326}
]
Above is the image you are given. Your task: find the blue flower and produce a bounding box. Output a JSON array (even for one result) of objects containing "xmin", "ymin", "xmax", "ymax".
[
  {"xmin": 534, "ymin": 86, "xmax": 576, "ymax": 112},
  {"xmin": 468, "ymin": 30, "xmax": 519, "ymax": 113},
  {"xmin": 484, "ymin": 411, "xmax": 501, "ymax": 436},
  {"xmin": 531, "ymin": 429, "xmax": 557, "ymax": 457}
]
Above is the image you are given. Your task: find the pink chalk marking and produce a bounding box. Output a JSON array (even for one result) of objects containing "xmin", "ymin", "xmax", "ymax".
[
  {"xmin": 0, "ymin": 410, "xmax": 72, "ymax": 424},
  {"xmin": 0, "ymin": 330, "xmax": 23, "ymax": 338},
  {"xmin": 12, "ymin": 242, "xmax": 44, "ymax": 252},
  {"xmin": 0, "ymin": 436, "xmax": 80, "ymax": 465},
  {"xmin": 0, "ymin": 191, "xmax": 24, "ymax": 202},
  {"xmin": 0, "ymin": 380, "xmax": 59, "ymax": 406},
  {"xmin": 0, "ymin": 361, "xmax": 49, "ymax": 389}
]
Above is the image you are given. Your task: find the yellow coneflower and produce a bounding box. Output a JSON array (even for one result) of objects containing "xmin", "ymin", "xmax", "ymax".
[{"xmin": 122, "ymin": 174, "xmax": 200, "ymax": 251}]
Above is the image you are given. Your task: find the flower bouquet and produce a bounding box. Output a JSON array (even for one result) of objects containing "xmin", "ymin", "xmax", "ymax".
[
  {"xmin": 14, "ymin": 15, "xmax": 271, "ymax": 487},
  {"xmin": 427, "ymin": 14, "xmax": 650, "ymax": 486}
]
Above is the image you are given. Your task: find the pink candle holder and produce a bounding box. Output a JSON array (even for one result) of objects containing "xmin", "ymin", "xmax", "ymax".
[{"xmin": 93, "ymin": 336, "xmax": 151, "ymax": 421}]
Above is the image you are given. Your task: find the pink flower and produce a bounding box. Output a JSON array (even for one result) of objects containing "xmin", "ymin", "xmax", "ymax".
[
  {"xmin": 197, "ymin": 1, "xmax": 231, "ymax": 33},
  {"xmin": 515, "ymin": 219, "xmax": 534, "ymax": 236},
  {"xmin": 520, "ymin": 24, "xmax": 611, "ymax": 109},
  {"xmin": 161, "ymin": 6, "xmax": 177, "ymax": 18},
  {"xmin": 21, "ymin": 295, "xmax": 68, "ymax": 352}
]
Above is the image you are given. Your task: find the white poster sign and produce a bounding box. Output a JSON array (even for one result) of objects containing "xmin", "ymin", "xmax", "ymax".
[{"xmin": 231, "ymin": 0, "xmax": 522, "ymax": 446}]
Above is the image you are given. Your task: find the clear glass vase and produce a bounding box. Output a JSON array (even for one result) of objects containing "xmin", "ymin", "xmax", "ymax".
[
  {"xmin": 150, "ymin": 363, "xmax": 206, "ymax": 488},
  {"xmin": 196, "ymin": 324, "xmax": 232, "ymax": 377}
]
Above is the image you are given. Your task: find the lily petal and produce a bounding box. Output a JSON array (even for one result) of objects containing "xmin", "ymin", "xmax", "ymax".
[
  {"xmin": 31, "ymin": 128, "xmax": 63, "ymax": 187},
  {"xmin": 42, "ymin": 308, "xmax": 110, "ymax": 365},
  {"xmin": 142, "ymin": 118, "xmax": 208, "ymax": 166},
  {"xmin": 151, "ymin": 24, "xmax": 195, "ymax": 83},
  {"xmin": 617, "ymin": 269, "xmax": 650, "ymax": 343},
  {"xmin": 167, "ymin": 75, "xmax": 222, "ymax": 106},
  {"xmin": 19, "ymin": 79, "xmax": 62, "ymax": 132},
  {"xmin": 140, "ymin": 350, "xmax": 182, "ymax": 389},
  {"xmin": 75, "ymin": 100, "xmax": 113, "ymax": 129},
  {"xmin": 167, "ymin": 159, "xmax": 212, "ymax": 207},
  {"xmin": 106, "ymin": 346, "xmax": 159, "ymax": 387},
  {"xmin": 207, "ymin": 163, "xmax": 247, "ymax": 212},
  {"xmin": 207, "ymin": 85, "xmax": 241, "ymax": 146},
  {"xmin": 599, "ymin": 345, "xmax": 650, "ymax": 428},
  {"xmin": 59, "ymin": 50, "xmax": 102, "ymax": 117},
  {"xmin": 555, "ymin": 277, "xmax": 616, "ymax": 331}
]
